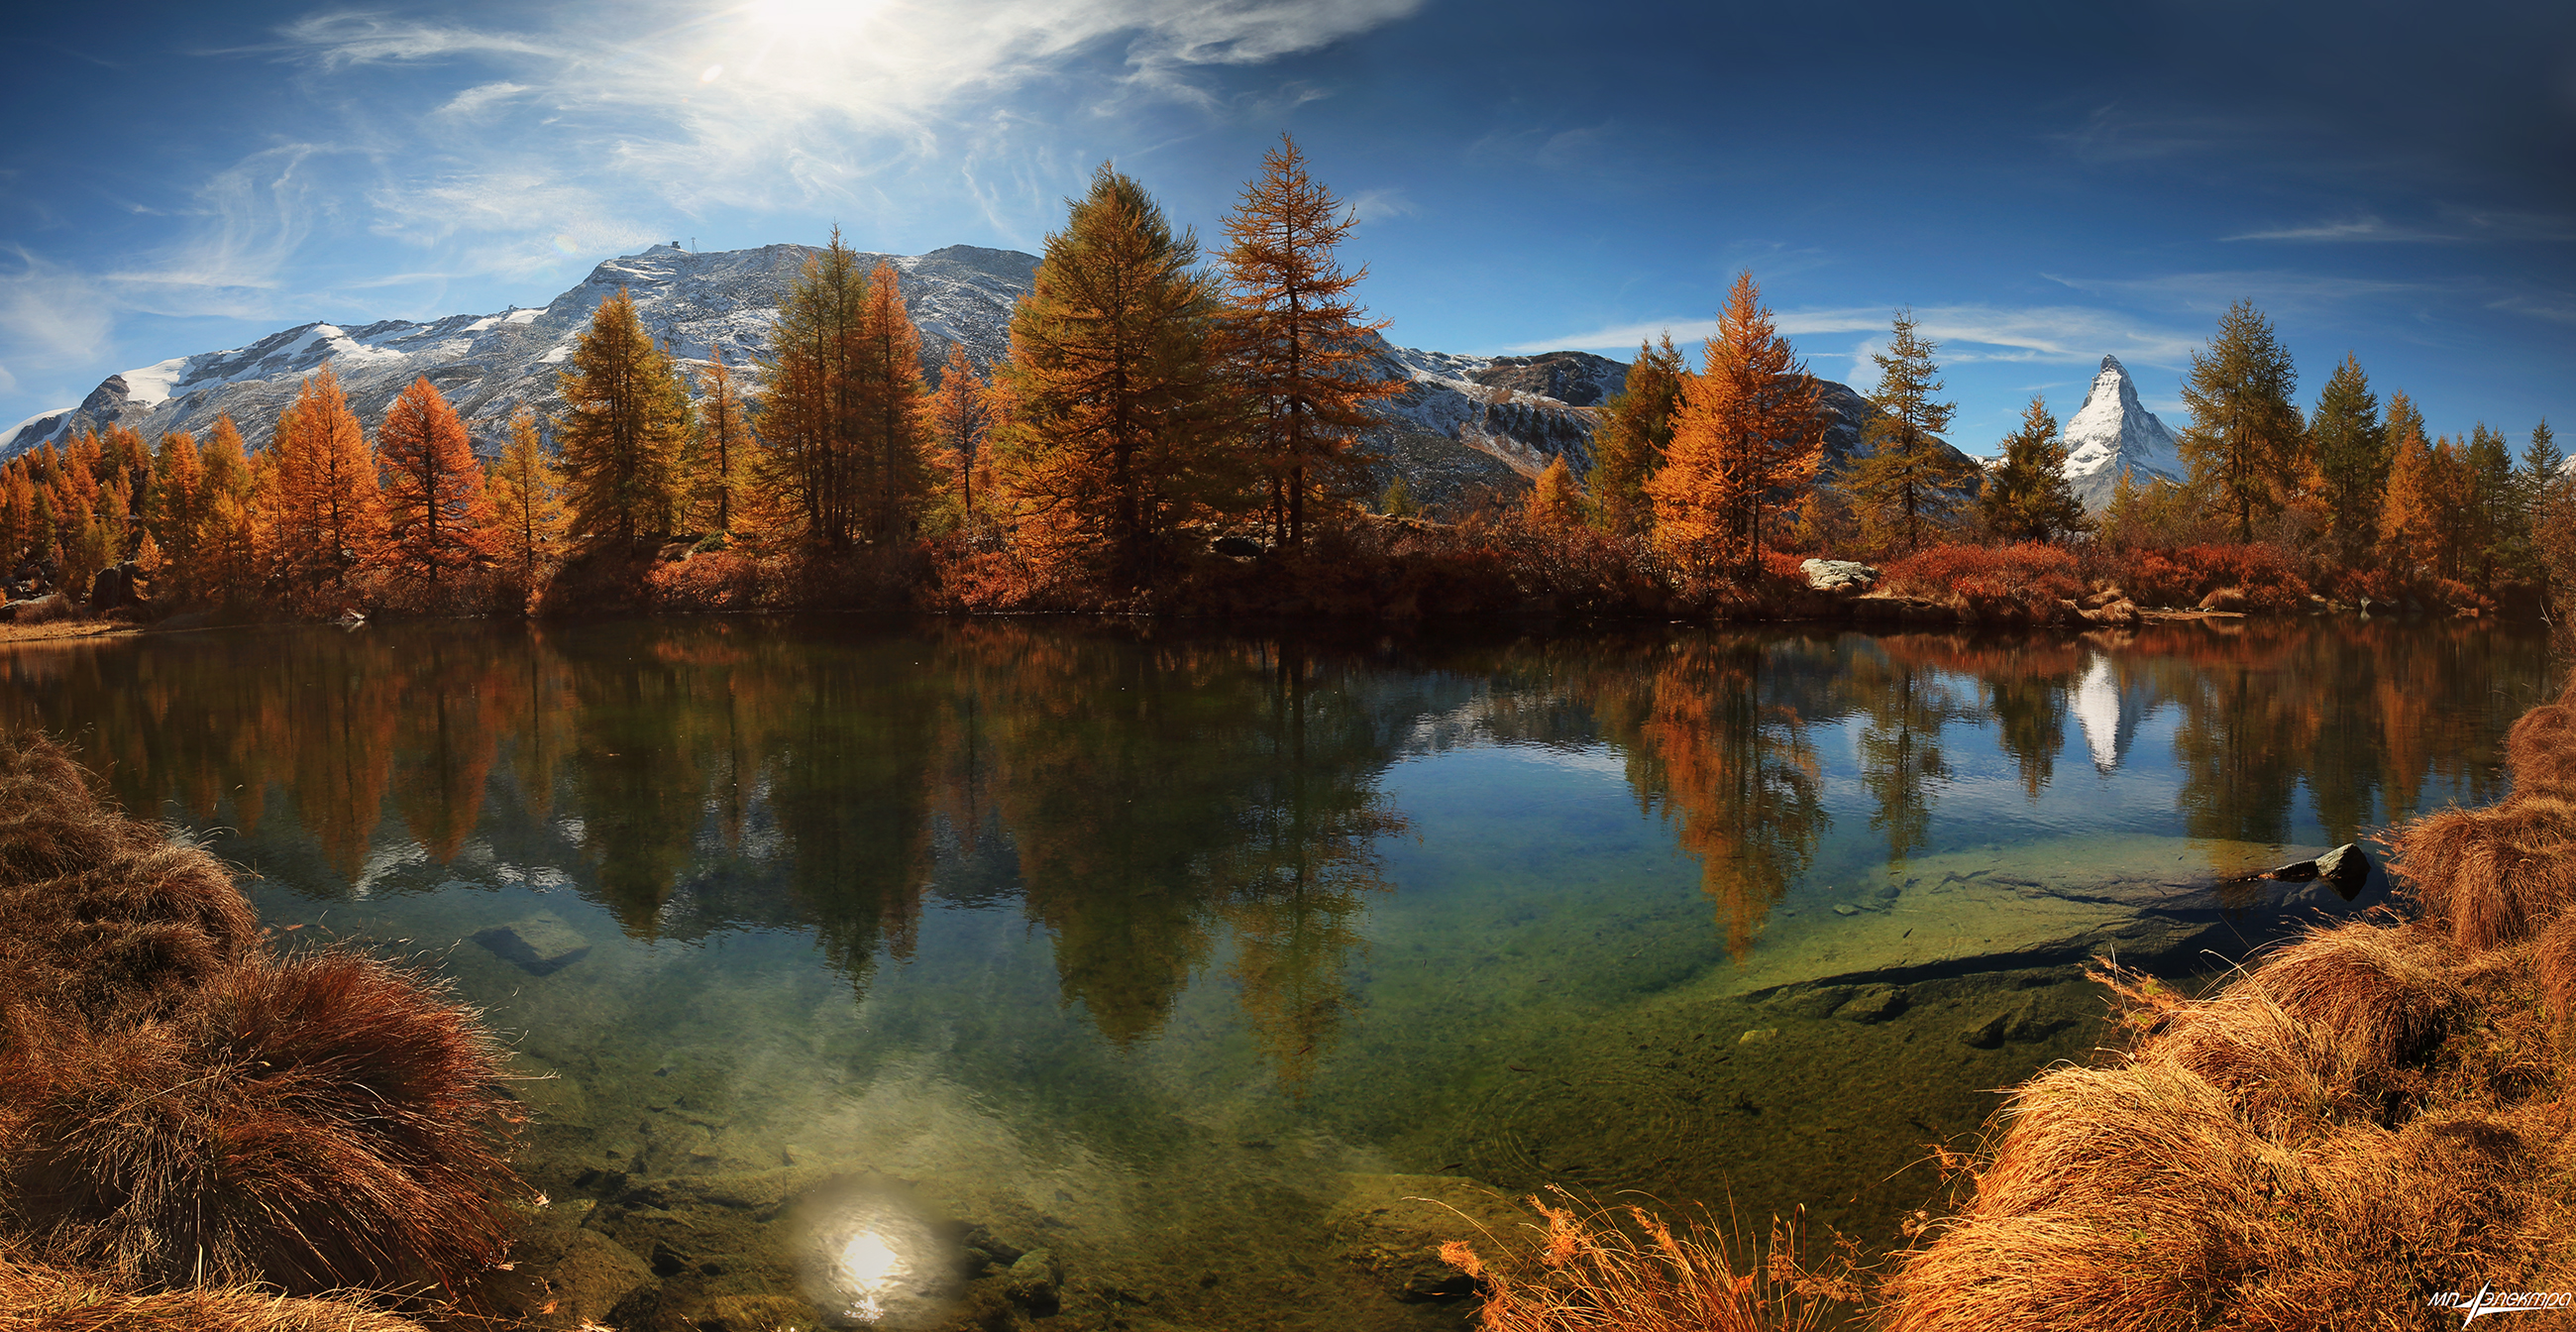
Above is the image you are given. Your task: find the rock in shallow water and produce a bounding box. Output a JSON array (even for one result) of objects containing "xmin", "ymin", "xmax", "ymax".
[{"xmin": 474, "ymin": 914, "xmax": 592, "ymax": 975}]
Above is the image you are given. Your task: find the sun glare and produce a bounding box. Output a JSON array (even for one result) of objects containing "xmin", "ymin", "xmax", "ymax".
[{"xmin": 738, "ymin": 0, "xmax": 876, "ymax": 36}]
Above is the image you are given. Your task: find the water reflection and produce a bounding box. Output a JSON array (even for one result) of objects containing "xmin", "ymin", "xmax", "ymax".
[{"xmin": 0, "ymin": 616, "xmax": 2554, "ymax": 1087}]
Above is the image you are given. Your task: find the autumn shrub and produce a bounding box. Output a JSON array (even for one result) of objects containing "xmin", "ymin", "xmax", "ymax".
[
  {"xmin": 2114, "ymin": 542, "xmax": 2308, "ymax": 612},
  {"xmin": 3, "ymin": 594, "xmax": 82, "ymax": 625},
  {"xmin": 1878, "ymin": 542, "xmax": 2081, "ymax": 625}
]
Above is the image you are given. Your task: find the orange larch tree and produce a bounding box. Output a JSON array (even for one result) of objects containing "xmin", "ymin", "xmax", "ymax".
[
  {"xmin": 262, "ymin": 366, "xmax": 385, "ymax": 588},
  {"xmin": 1645, "ymin": 271, "xmax": 1825, "ymax": 582},
  {"xmin": 377, "ymin": 377, "xmax": 496, "ymax": 585},
  {"xmin": 1219, "ymin": 134, "xmax": 1400, "ymax": 552},
  {"xmin": 855, "ymin": 261, "xmax": 931, "ymax": 544},
  {"xmin": 922, "ymin": 343, "xmax": 992, "ymax": 526},
  {"xmin": 2377, "ymin": 391, "xmax": 2438, "ymax": 580}
]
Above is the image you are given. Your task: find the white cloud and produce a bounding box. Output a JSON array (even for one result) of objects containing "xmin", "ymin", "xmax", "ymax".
[
  {"xmin": 434, "ymin": 80, "xmax": 533, "ymax": 120},
  {"xmin": 1503, "ymin": 303, "xmax": 2203, "ymax": 369},
  {"xmin": 2223, "ymin": 215, "xmax": 2454, "ymax": 243},
  {"xmin": 250, "ymin": 0, "xmax": 1427, "ymax": 276},
  {"xmin": 1344, "ymin": 187, "xmax": 1418, "ymax": 222}
]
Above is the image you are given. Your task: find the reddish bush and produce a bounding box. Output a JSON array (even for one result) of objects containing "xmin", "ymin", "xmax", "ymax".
[
  {"xmin": 1879, "ymin": 542, "xmax": 2082, "ymax": 624},
  {"xmin": 2113, "ymin": 544, "xmax": 2308, "ymax": 612}
]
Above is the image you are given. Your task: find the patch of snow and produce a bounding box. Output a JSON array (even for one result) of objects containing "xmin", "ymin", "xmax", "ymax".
[
  {"xmin": 118, "ymin": 357, "xmax": 191, "ymax": 407},
  {"xmin": 503, "ymin": 308, "xmax": 542, "ymax": 325},
  {"xmin": 4, "ymin": 408, "xmax": 72, "ymax": 451},
  {"xmin": 463, "ymin": 315, "xmax": 501, "ymax": 333},
  {"xmin": 540, "ymin": 343, "xmax": 573, "ymax": 364}
]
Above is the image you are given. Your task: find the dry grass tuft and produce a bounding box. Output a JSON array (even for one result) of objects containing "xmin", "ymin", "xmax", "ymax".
[
  {"xmin": 2538, "ymin": 906, "xmax": 2576, "ymax": 1026},
  {"xmin": 0, "ymin": 728, "xmax": 527, "ymax": 1302},
  {"xmin": 0, "ymin": 949, "xmax": 524, "ymax": 1296},
  {"xmin": 1438, "ymin": 1189, "xmax": 1847, "ymax": 1332},
  {"xmin": 2506, "ymin": 702, "xmax": 2576, "ymax": 801},
  {"xmin": 2392, "ymin": 798, "xmax": 2576, "ymax": 948},
  {"xmin": 0, "ymin": 733, "xmax": 258, "ymax": 1019},
  {"xmin": 0, "ymin": 1246, "xmax": 431, "ymax": 1330}
]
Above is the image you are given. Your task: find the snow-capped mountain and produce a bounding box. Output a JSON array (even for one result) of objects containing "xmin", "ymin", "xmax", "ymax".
[
  {"xmin": 5, "ymin": 243, "xmax": 1034, "ymax": 464},
  {"xmin": 4, "ymin": 240, "xmax": 1937, "ymax": 516},
  {"xmin": 2060, "ymin": 355, "xmax": 2188, "ymax": 510}
]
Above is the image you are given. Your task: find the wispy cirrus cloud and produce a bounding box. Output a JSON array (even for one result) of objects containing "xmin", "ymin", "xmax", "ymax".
[
  {"xmin": 2224, "ymin": 215, "xmax": 2455, "ymax": 243},
  {"xmin": 1502, "ymin": 302, "xmax": 2202, "ymax": 369}
]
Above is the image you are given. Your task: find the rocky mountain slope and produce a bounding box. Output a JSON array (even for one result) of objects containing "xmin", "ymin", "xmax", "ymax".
[
  {"xmin": 2061, "ymin": 355, "xmax": 2188, "ymax": 510},
  {"xmin": 6, "ymin": 241, "xmax": 1966, "ymax": 517}
]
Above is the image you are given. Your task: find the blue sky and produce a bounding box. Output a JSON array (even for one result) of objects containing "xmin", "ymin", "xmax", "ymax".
[{"xmin": 5, "ymin": 0, "xmax": 2573, "ymax": 455}]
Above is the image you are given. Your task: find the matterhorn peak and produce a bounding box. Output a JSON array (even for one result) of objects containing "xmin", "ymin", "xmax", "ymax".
[{"xmin": 2060, "ymin": 355, "xmax": 2186, "ymax": 510}]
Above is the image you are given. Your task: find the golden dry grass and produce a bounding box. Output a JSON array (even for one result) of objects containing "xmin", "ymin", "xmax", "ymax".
[
  {"xmin": 0, "ymin": 729, "xmax": 527, "ymax": 1304},
  {"xmin": 1882, "ymin": 927, "xmax": 2567, "ymax": 1332},
  {"xmin": 0, "ymin": 734, "xmax": 259, "ymax": 1019},
  {"xmin": 2391, "ymin": 798, "xmax": 2576, "ymax": 949},
  {"xmin": 2506, "ymin": 702, "xmax": 2576, "ymax": 802},
  {"xmin": 1437, "ymin": 1189, "xmax": 1848, "ymax": 1332},
  {"xmin": 0, "ymin": 1246, "xmax": 432, "ymax": 1331}
]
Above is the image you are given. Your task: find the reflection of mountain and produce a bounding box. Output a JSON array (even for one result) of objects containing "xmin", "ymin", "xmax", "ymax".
[{"xmin": 2072, "ymin": 652, "xmax": 2156, "ymax": 774}]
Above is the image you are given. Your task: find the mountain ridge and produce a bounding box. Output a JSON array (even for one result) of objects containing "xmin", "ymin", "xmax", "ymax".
[{"xmin": 5, "ymin": 242, "xmax": 1967, "ymax": 516}]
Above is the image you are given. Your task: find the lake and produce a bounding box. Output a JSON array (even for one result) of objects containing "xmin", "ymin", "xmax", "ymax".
[{"xmin": 0, "ymin": 615, "xmax": 2555, "ymax": 1329}]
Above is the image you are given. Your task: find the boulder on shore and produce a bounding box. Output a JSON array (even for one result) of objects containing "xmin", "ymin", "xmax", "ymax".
[{"xmin": 1801, "ymin": 559, "xmax": 1879, "ymax": 593}]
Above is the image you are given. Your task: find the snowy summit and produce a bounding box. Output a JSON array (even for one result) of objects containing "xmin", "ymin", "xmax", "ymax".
[{"xmin": 2060, "ymin": 355, "xmax": 2187, "ymax": 511}]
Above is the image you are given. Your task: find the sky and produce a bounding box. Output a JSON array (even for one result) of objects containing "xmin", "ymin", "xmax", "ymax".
[{"xmin": 5, "ymin": 0, "xmax": 2575, "ymax": 455}]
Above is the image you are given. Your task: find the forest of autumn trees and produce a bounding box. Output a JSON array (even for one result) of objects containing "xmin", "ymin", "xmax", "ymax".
[{"xmin": 1, "ymin": 136, "xmax": 2569, "ymax": 622}]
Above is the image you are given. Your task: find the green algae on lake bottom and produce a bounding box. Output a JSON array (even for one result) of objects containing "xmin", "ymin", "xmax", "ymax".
[{"xmin": 0, "ymin": 615, "xmax": 2554, "ymax": 1329}]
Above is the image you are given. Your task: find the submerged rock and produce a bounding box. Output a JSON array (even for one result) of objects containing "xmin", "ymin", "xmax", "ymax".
[
  {"xmin": 475, "ymin": 914, "xmax": 592, "ymax": 975},
  {"xmin": 1327, "ymin": 1173, "xmax": 1523, "ymax": 1303},
  {"xmin": 1837, "ymin": 984, "xmax": 1908, "ymax": 1023}
]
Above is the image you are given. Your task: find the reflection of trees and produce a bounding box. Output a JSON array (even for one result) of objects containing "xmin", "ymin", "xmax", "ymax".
[
  {"xmin": 5, "ymin": 614, "xmax": 2555, "ymax": 1072},
  {"xmin": 983, "ymin": 632, "xmax": 1404, "ymax": 1077},
  {"xmin": 1207, "ymin": 643, "xmax": 1402, "ymax": 1093},
  {"xmin": 1851, "ymin": 638, "xmax": 1969, "ymax": 868},
  {"xmin": 1592, "ymin": 636, "xmax": 1827, "ymax": 962},
  {"xmin": 558, "ymin": 628, "xmax": 707, "ymax": 937}
]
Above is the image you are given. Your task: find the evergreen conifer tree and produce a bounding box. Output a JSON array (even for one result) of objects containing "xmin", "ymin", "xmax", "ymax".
[
  {"xmin": 558, "ymin": 288, "xmax": 693, "ymax": 548},
  {"xmin": 1219, "ymin": 134, "xmax": 1399, "ymax": 552},
  {"xmin": 2465, "ymin": 422, "xmax": 2521, "ymax": 585},
  {"xmin": 2522, "ymin": 419, "xmax": 2563, "ymax": 530},
  {"xmin": 2179, "ymin": 300, "xmax": 2304, "ymax": 542},
  {"xmin": 1843, "ymin": 308, "xmax": 1974, "ymax": 552},
  {"xmin": 1585, "ymin": 334, "xmax": 1685, "ymax": 536},
  {"xmin": 377, "ymin": 377, "xmax": 496, "ymax": 584},
  {"xmin": 1980, "ymin": 396, "xmax": 2092, "ymax": 542},
  {"xmin": 992, "ymin": 164, "xmax": 1241, "ymax": 585},
  {"xmin": 2308, "ymin": 353, "xmax": 2385, "ymax": 559}
]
